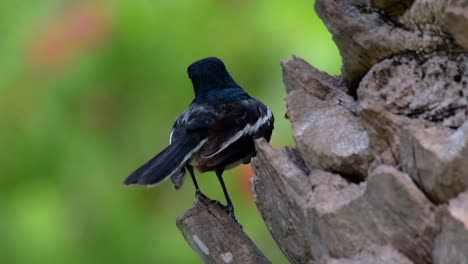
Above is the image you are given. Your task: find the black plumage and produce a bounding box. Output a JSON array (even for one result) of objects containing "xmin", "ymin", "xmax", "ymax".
[{"xmin": 124, "ymin": 57, "xmax": 274, "ymax": 215}]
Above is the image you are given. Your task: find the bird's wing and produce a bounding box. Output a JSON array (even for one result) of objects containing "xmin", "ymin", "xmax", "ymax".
[
  {"xmin": 165, "ymin": 103, "xmax": 219, "ymax": 188},
  {"xmin": 200, "ymin": 98, "xmax": 273, "ymax": 158},
  {"xmin": 169, "ymin": 103, "xmax": 218, "ymax": 144}
]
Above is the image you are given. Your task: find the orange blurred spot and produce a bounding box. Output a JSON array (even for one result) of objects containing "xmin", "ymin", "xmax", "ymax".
[
  {"xmin": 29, "ymin": 3, "xmax": 110, "ymax": 68},
  {"xmin": 234, "ymin": 163, "xmax": 254, "ymax": 199}
]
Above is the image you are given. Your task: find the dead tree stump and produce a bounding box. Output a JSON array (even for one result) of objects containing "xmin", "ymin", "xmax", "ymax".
[{"xmin": 178, "ymin": 1, "xmax": 468, "ymax": 263}]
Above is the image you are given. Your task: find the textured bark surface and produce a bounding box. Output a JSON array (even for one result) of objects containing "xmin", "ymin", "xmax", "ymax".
[
  {"xmin": 316, "ymin": 245, "xmax": 413, "ymax": 264},
  {"xmin": 179, "ymin": 0, "xmax": 468, "ymax": 263},
  {"xmin": 370, "ymin": 0, "xmax": 414, "ymax": 16},
  {"xmin": 358, "ymin": 54, "xmax": 468, "ymax": 129},
  {"xmin": 433, "ymin": 190, "xmax": 468, "ymax": 263},
  {"xmin": 250, "ymin": 0, "xmax": 468, "ymax": 263},
  {"xmin": 252, "ymin": 140, "xmax": 436, "ymax": 263},
  {"xmin": 400, "ymin": 121, "xmax": 468, "ymax": 203},
  {"xmin": 315, "ymin": 0, "xmax": 466, "ymax": 94},
  {"xmin": 176, "ymin": 194, "xmax": 270, "ymax": 264},
  {"xmin": 283, "ymin": 57, "xmax": 371, "ymax": 181}
]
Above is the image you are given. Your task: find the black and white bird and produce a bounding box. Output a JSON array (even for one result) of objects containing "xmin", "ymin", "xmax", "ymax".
[{"xmin": 124, "ymin": 57, "xmax": 274, "ymax": 216}]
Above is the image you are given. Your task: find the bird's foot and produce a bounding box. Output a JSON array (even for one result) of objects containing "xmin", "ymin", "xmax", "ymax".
[
  {"xmin": 195, "ymin": 189, "xmax": 203, "ymax": 197},
  {"xmin": 214, "ymin": 201, "xmax": 242, "ymax": 229}
]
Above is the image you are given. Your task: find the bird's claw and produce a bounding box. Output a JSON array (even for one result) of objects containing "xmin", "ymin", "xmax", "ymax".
[
  {"xmin": 214, "ymin": 201, "xmax": 242, "ymax": 228},
  {"xmin": 225, "ymin": 204, "xmax": 234, "ymax": 215}
]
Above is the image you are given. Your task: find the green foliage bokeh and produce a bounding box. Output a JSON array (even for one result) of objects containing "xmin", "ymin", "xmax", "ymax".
[{"xmin": 0, "ymin": 0, "xmax": 340, "ymax": 263}]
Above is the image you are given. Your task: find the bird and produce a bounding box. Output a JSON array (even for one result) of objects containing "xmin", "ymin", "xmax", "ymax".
[{"xmin": 123, "ymin": 57, "xmax": 274, "ymax": 217}]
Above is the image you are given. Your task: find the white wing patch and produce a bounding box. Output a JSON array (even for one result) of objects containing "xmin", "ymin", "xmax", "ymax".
[
  {"xmin": 169, "ymin": 129, "xmax": 174, "ymax": 144},
  {"xmin": 203, "ymin": 108, "xmax": 272, "ymax": 158},
  {"xmin": 170, "ymin": 105, "xmax": 211, "ymax": 145}
]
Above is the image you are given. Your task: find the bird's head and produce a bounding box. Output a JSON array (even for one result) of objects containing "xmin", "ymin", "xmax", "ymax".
[{"xmin": 187, "ymin": 57, "xmax": 239, "ymax": 96}]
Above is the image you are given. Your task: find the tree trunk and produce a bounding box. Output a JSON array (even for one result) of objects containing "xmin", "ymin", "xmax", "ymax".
[{"xmin": 179, "ymin": 1, "xmax": 468, "ymax": 263}]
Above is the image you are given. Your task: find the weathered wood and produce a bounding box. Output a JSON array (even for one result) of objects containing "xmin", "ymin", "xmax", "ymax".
[
  {"xmin": 433, "ymin": 190, "xmax": 468, "ymax": 263},
  {"xmin": 280, "ymin": 56, "xmax": 353, "ymax": 111},
  {"xmin": 178, "ymin": 0, "xmax": 468, "ymax": 262},
  {"xmin": 176, "ymin": 194, "xmax": 270, "ymax": 264},
  {"xmin": 252, "ymin": 139, "xmax": 436, "ymax": 263},
  {"xmin": 316, "ymin": 246, "xmax": 413, "ymax": 264},
  {"xmin": 251, "ymin": 139, "xmax": 320, "ymax": 263},
  {"xmin": 441, "ymin": 0, "xmax": 468, "ymax": 49},
  {"xmin": 358, "ymin": 105, "xmax": 415, "ymax": 167},
  {"xmin": 282, "ymin": 57, "xmax": 372, "ymax": 180},
  {"xmin": 314, "ymin": 0, "xmax": 453, "ymax": 93},
  {"xmin": 370, "ymin": 0, "xmax": 414, "ymax": 16},
  {"xmin": 358, "ymin": 54, "xmax": 468, "ymax": 129},
  {"xmin": 401, "ymin": 0, "xmax": 468, "ymax": 50},
  {"xmin": 400, "ymin": 120, "xmax": 468, "ymax": 203}
]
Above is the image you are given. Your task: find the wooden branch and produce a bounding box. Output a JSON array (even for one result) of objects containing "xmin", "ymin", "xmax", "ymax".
[{"xmin": 176, "ymin": 193, "xmax": 270, "ymax": 264}]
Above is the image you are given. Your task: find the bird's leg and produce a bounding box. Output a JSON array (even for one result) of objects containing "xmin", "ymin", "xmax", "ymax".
[
  {"xmin": 215, "ymin": 169, "xmax": 234, "ymax": 215},
  {"xmin": 215, "ymin": 169, "xmax": 241, "ymax": 227},
  {"xmin": 187, "ymin": 165, "xmax": 201, "ymax": 196}
]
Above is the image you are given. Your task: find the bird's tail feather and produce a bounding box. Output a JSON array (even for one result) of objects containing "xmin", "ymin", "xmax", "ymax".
[
  {"xmin": 170, "ymin": 169, "xmax": 186, "ymax": 190},
  {"xmin": 123, "ymin": 137, "xmax": 204, "ymax": 186}
]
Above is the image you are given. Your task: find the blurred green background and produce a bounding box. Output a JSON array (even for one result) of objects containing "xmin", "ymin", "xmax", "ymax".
[{"xmin": 0, "ymin": 0, "xmax": 340, "ymax": 263}]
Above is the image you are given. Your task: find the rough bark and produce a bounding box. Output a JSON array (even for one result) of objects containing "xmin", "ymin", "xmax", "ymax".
[
  {"xmin": 433, "ymin": 190, "xmax": 468, "ymax": 263},
  {"xmin": 315, "ymin": 0, "xmax": 466, "ymax": 94},
  {"xmin": 316, "ymin": 245, "xmax": 413, "ymax": 264},
  {"xmin": 370, "ymin": 0, "xmax": 414, "ymax": 16},
  {"xmin": 178, "ymin": 0, "xmax": 468, "ymax": 263},
  {"xmin": 252, "ymin": 140, "xmax": 436, "ymax": 263},
  {"xmin": 283, "ymin": 57, "xmax": 372, "ymax": 181},
  {"xmin": 400, "ymin": 121, "xmax": 468, "ymax": 203},
  {"xmin": 176, "ymin": 194, "xmax": 270, "ymax": 264},
  {"xmin": 358, "ymin": 54, "xmax": 468, "ymax": 129},
  {"xmin": 250, "ymin": 0, "xmax": 468, "ymax": 263}
]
